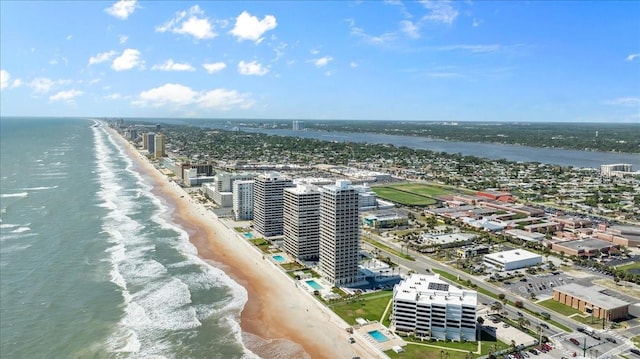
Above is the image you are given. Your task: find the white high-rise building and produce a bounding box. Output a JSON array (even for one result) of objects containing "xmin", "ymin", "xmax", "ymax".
[
  {"xmin": 233, "ymin": 180, "xmax": 254, "ymax": 221},
  {"xmin": 283, "ymin": 184, "xmax": 321, "ymax": 261},
  {"xmin": 392, "ymin": 274, "xmax": 477, "ymax": 341},
  {"xmin": 319, "ymin": 180, "xmax": 360, "ymax": 286},
  {"xmin": 253, "ymin": 172, "xmax": 294, "ymax": 237},
  {"xmin": 600, "ymin": 164, "xmax": 633, "ymax": 177}
]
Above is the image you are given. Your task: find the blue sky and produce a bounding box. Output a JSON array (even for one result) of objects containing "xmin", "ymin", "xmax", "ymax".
[{"xmin": 1, "ymin": 1, "xmax": 638, "ymax": 122}]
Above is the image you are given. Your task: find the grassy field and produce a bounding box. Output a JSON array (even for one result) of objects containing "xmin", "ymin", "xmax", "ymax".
[
  {"xmin": 617, "ymin": 261, "xmax": 640, "ymax": 273},
  {"xmin": 330, "ymin": 291, "xmax": 393, "ymax": 324},
  {"xmin": 537, "ymin": 299, "xmax": 583, "ymax": 316},
  {"xmin": 389, "ymin": 183, "xmax": 454, "ymax": 197},
  {"xmin": 373, "ymin": 186, "xmax": 438, "ymax": 206},
  {"xmin": 386, "ymin": 330, "xmax": 509, "ymax": 359}
]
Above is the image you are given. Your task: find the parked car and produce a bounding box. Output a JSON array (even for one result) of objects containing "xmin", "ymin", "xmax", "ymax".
[{"xmin": 577, "ymin": 327, "xmax": 586, "ymax": 333}]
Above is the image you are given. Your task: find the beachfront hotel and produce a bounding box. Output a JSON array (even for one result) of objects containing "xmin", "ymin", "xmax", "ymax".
[
  {"xmin": 145, "ymin": 132, "xmax": 155, "ymax": 154},
  {"xmin": 392, "ymin": 274, "xmax": 477, "ymax": 341},
  {"xmin": 319, "ymin": 180, "xmax": 361, "ymax": 286},
  {"xmin": 283, "ymin": 184, "xmax": 321, "ymax": 261},
  {"xmin": 253, "ymin": 172, "xmax": 294, "ymax": 237},
  {"xmin": 233, "ymin": 180, "xmax": 254, "ymax": 221}
]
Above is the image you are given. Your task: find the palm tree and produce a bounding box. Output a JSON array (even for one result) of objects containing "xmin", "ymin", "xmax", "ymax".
[
  {"xmin": 491, "ymin": 301, "xmax": 503, "ymax": 315},
  {"xmin": 535, "ymin": 325, "xmax": 543, "ymax": 345}
]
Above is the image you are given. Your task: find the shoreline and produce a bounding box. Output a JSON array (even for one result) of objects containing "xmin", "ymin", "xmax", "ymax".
[{"xmin": 107, "ymin": 125, "xmax": 381, "ymax": 359}]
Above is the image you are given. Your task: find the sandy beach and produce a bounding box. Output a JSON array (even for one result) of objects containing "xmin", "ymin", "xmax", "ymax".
[{"xmin": 110, "ymin": 127, "xmax": 382, "ymax": 359}]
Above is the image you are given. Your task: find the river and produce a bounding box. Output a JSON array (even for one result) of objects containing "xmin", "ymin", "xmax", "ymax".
[{"xmin": 229, "ymin": 127, "xmax": 639, "ymax": 169}]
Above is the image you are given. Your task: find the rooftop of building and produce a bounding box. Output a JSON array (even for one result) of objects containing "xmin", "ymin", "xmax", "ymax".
[
  {"xmin": 484, "ymin": 249, "xmax": 542, "ymax": 262},
  {"xmin": 554, "ymin": 237, "xmax": 618, "ymax": 251},
  {"xmin": 554, "ymin": 283, "xmax": 630, "ymax": 309},
  {"xmin": 394, "ymin": 274, "xmax": 477, "ymax": 305},
  {"xmin": 421, "ymin": 232, "xmax": 476, "ymax": 244}
]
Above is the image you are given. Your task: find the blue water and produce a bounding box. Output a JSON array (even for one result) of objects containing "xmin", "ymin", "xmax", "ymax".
[
  {"xmin": 243, "ymin": 232, "xmax": 254, "ymax": 239},
  {"xmin": 368, "ymin": 330, "xmax": 389, "ymax": 343},
  {"xmin": 0, "ymin": 118, "xmax": 254, "ymax": 358},
  {"xmin": 305, "ymin": 280, "xmax": 323, "ymax": 290},
  {"xmin": 273, "ymin": 255, "xmax": 285, "ymax": 263}
]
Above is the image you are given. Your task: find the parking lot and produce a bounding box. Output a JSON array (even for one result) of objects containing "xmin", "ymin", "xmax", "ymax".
[{"xmin": 499, "ymin": 272, "xmax": 573, "ymax": 298}]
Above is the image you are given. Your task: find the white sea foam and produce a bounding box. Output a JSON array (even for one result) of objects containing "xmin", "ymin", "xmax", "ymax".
[
  {"xmin": 95, "ymin": 125, "xmax": 255, "ymax": 358},
  {"xmin": 22, "ymin": 186, "xmax": 59, "ymax": 191},
  {"xmin": 0, "ymin": 223, "xmax": 20, "ymax": 229},
  {"xmin": 1, "ymin": 192, "xmax": 28, "ymax": 198},
  {"xmin": 11, "ymin": 226, "xmax": 31, "ymax": 233}
]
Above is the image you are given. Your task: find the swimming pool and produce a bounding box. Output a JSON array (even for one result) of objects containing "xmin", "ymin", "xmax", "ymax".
[
  {"xmin": 368, "ymin": 330, "xmax": 390, "ymax": 343},
  {"xmin": 273, "ymin": 255, "xmax": 285, "ymax": 263},
  {"xmin": 305, "ymin": 279, "xmax": 323, "ymax": 290},
  {"xmin": 243, "ymin": 232, "xmax": 253, "ymax": 239}
]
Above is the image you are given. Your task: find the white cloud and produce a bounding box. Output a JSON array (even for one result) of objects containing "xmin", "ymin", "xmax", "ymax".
[
  {"xmin": 348, "ymin": 19, "xmax": 396, "ymax": 45},
  {"xmin": 105, "ymin": 0, "xmax": 138, "ymax": 20},
  {"xmin": 605, "ymin": 97, "xmax": 640, "ymax": 106},
  {"xmin": 66, "ymin": 35, "xmax": 72, "ymax": 40},
  {"xmin": 29, "ymin": 77, "xmax": 55, "ymax": 93},
  {"xmin": 105, "ymin": 93, "xmax": 125, "ymax": 100},
  {"xmin": 111, "ymin": 49, "xmax": 144, "ymax": 71},
  {"xmin": 119, "ymin": 35, "xmax": 128, "ymax": 44},
  {"xmin": 134, "ymin": 83, "xmax": 253, "ymax": 110},
  {"xmin": 238, "ymin": 60, "xmax": 269, "ymax": 76},
  {"xmin": 626, "ymin": 53, "xmax": 640, "ymax": 61},
  {"xmin": 49, "ymin": 89, "xmax": 83, "ymax": 102},
  {"xmin": 151, "ymin": 59, "xmax": 195, "ymax": 72},
  {"xmin": 350, "ymin": 61, "xmax": 359, "ymax": 68},
  {"xmin": 198, "ymin": 89, "xmax": 254, "ymax": 110},
  {"xmin": 313, "ymin": 56, "xmax": 333, "ymax": 67},
  {"xmin": 230, "ymin": 11, "xmax": 277, "ymax": 43},
  {"xmin": 400, "ymin": 20, "xmax": 420, "ymax": 39},
  {"xmin": 310, "ymin": 49, "xmax": 320, "ymax": 55},
  {"xmin": 156, "ymin": 5, "xmax": 216, "ymax": 40},
  {"xmin": 137, "ymin": 83, "xmax": 197, "ymax": 106},
  {"xmin": 420, "ymin": 0, "xmax": 459, "ymax": 24},
  {"xmin": 89, "ymin": 50, "xmax": 117, "ymax": 65},
  {"xmin": 203, "ymin": 62, "xmax": 227, "ymax": 74},
  {"xmin": 0, "ymin": 69, "xmax": 10, "ymax": 89},
  {"xmin": 436, "ymin": 44, "xmax": 501, "ymax": 53},
  {"xmin": 472, "ymin": 18, "xmax": 482, "ymax": 27}
]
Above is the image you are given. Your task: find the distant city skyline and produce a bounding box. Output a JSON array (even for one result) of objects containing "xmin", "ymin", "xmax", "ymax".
[{"xmin": 1, "ymin": 1, "xmax": 639, "ymax": 123}]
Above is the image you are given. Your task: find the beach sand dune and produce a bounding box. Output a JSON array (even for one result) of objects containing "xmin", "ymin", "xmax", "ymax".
[{"xmin": 111, "ymin": 129, "xmax": 382, "ymax": 359}]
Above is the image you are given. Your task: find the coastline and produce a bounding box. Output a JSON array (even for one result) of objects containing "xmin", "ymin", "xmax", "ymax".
[{"xmin": 107, "ymin": 126, "xmax": 381, "ymax": 359}]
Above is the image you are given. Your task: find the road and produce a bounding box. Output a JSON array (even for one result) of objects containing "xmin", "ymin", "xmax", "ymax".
[{"xmin": 361, "ymin": 236, "xmax": 639, "ymax": 358}]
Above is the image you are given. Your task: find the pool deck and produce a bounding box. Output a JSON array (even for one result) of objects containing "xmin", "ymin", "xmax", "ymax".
[{"xmin": 354, "ymin": 321, "xmax": 406, "ymax": 353}]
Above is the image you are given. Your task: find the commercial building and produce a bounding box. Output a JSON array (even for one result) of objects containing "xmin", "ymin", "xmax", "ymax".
[
  {"xmin": 283, "ymin": 184, "xmax": 321, "ymax": 261},
  {"xmin": 319, "ymin": 180, "xmax": 361, "ymax": 286},
  {"xmin": 600, "ymin": 164, "xmax": 633, "ymax": 177},
  {"xmin": 392, "ymin": 273, "xmax": 477, "ymax": 341},
  {"xmin": 253, "ymin": 172, "xmax": 294, "ymax": 237},
  {"xmin": 551, "ymin": 237, "xmax": 621, "ymax": 258},
  {"xmin": 233, "ymin": 180, "xmax": 254, "ymax": 221},
  {"xmin": 146, "ymin": 132, "xmax": 155, "ymax": 154},
  {"xmin": 420, "ymin": 233, "xmax": 476, "ymax": 249},
  {"xmin": 483, "ymin": 249, "xmax": 542, "ymax": 271},
  {"xmin": 363, "ymin": 212, "xmax": 409, "ymax": 229},
  {"xmin": 553, "ymin": 283, "xmax": 629, "ymax": 321},
  {"xmin": 292, "ymin": 120, "xmax": 304, "ymax": 131},
  {"xmin": 203, "ymin": 172, "xmax": 255, "ymax": 208}
]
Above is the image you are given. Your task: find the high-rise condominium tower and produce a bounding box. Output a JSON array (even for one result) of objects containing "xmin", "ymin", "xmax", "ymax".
[
  {"xmin": 283, "ymin": 184, "xmax": 321, "ymax": 261},
  {"xmin": 253, "ymin": 172, "xmax": 293, "ymax": 237},
  {"xmin": 319, "ymin": 180, "xmax": 360, "ymax": 286}
]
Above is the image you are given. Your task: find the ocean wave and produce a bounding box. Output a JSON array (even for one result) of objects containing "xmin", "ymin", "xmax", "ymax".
[
  {"xmin": 11, "ymin": 226, "xmax": 31, "ymax": 233},
  {"xmin": 1, "ymin": 192, "xmax": 28, "ymax": 198},
  {"xmin": 95, "ymin": 126, "xmax": 255, "ymax": 358},
  {"xmin": 22, "ymin": 186, "xmax": 59, "ymax": 191},
  {"xmin": 0, "ymin": 223, "xmax": 20, "ymax": 229}
]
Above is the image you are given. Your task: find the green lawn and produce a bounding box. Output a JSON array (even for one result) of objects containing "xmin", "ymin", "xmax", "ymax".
[
  {"xmin": 389, "ymin": 183, "xmax": 453, "ymax": 197},
  {"xmin": 330, "ymin": 291, "xmax": 393, "ymax": 324},
  {"xmin": 537, "ymin": 299, "xmax": 583, "ymax": 316},
  {"xmin": 372, "ymin": 187, "xmax": 438, "ymax": 206},
  {"xmin": 617, "ymin": 261, "xmax": 640, "ymax": 273},
  {"xmin": 386, "ymin": 330, "xmax": 508, "ymax": 359},
  {"xmin": 363, "ymin": 237, "xmax": 415, "ymax": 261}
]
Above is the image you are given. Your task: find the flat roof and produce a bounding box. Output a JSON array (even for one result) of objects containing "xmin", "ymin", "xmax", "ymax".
[
  {"xmin": 394, "ymin": 274, "xmax": 477, "ymax": 306},
  {"xmin": 554, "ymin": 237, "xmax": 617, "ymax": 251},
  {"xmin": 554, "ymin": 283, "xmax": 629, "ymax": 309},
  {"xmin": 421, "ymin": 233, "xmax": 476, "ymax": 244},
  {"xmin": 484, "ymin": 249, "xmax": 541, "ymax": 263}
]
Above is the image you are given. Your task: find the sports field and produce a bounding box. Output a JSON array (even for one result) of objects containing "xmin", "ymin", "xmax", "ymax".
[{"xmin": 372, "ymin": 183, "xmax": 452, "ymax": 206}]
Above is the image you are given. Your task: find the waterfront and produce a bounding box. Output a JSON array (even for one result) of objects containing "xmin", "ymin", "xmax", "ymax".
[{"xmin": 229, "ymin": 127, "xmax": 640, "ymax": 169}]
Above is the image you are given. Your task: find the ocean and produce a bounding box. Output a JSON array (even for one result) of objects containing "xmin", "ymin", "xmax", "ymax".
[{"xmin": 0, "ymin": 118, "xmax": 254, "ymax": 358}]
